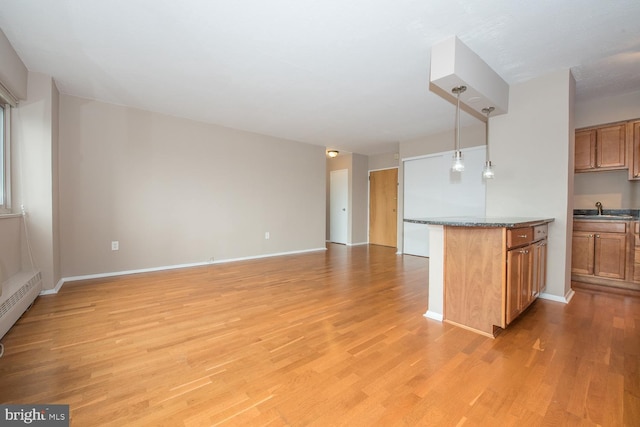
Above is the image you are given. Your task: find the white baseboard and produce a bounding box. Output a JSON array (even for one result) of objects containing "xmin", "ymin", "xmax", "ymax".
[
  {"xmin": 424, "ymin": 311, "xmax": 443, "ymax": 322},
  {"xmin": 43, "ymin": 247, "xmax": 327, "ymax": 295},
  {"xmin": 539, "ymin": 288, "xmax": 575, "ymax": 304}
]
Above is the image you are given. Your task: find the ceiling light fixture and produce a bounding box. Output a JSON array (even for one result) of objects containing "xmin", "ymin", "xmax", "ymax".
[
  {"xmin": 327, "ymin": 150, "xmax": 339, "ymax": 158},
  {"xmin": 451, "ymin": 85, "xmax": 466, "ymax": 172},
  {"xmin": 482, "ymin": 106, "xmax": 495, "ymax": 179}
]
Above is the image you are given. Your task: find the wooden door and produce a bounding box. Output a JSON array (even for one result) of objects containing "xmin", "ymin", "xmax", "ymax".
[
  {"xmin": 594, "ymin": 232, "xmax": 626, "ymax": 279},
  {"xmin": 369, "ymin": 168, "xmax": 398, "ymax": 247}
]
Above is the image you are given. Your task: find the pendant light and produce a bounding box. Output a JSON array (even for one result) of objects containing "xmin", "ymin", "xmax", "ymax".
[
  {"xmin": 482, "ymin": 106, "xmax": 495, "ymax": 179},
  {"xmin": 451, "ymin": 85, "xmax": 466, "ymax": 172}
]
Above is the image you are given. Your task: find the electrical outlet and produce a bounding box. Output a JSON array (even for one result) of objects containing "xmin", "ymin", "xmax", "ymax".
[
  {"xmin": 111, "ymin": 241, "xmax": 119, "ymax": 251},
  {"xmin": 265, "ymin": 232, "xmax": 270, "ymax": 240}
]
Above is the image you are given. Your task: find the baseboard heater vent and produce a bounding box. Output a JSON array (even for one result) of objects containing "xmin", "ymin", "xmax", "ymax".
[{"xmin": 0, "ymin": 271, "xmax": 42, "ymax": 339}]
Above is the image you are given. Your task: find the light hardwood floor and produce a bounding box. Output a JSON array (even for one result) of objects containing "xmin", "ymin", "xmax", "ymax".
[{"xmin": 1, "ymin": 244, "xmax": 639, "ymax": 426}]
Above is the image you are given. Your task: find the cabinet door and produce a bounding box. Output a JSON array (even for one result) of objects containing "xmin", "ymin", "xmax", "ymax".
[
  {"xmin": 632, "ymin": 121, "xmax": 640, "ymax": 180},
  {"xmin": 575, "ymin": 130, "xmax": 596, "ymax": 171},
  {"xmin": 596, "ymin": 124, "xmax": 626, "ymax": 169},
  {"xmin": 532, "ymin": 240, "xmax": 547, "ymax": 297},
  {"xmin": 572, "ymin": 231, "xmax": 595, "ymax": 275},
  {"xmin": 507, "ymin": 247, "xmax": 531, "ymax": 325},
  {"xmin": 594, "ymin": 232, "xmax": 627, "ymax": 279},
  {"xmin": 519, "ymin": 246, "xmax": 534, "ymax": 311}
]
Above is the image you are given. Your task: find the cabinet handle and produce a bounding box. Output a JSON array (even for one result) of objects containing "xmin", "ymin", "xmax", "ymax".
[
  {"xmin": 588, "ymin": 234, "xmax": 594, "ymax": 238},
  {"xmin": 519, "ymin": 249, "xmax": 529, "ymax": 254},
  {"xmin": 517, "ymin": 234, "xmax": 528, "ymax": 238},
  {"xmin": 595, "ymin": 234, "xmax": 600, "ymax": 238}
]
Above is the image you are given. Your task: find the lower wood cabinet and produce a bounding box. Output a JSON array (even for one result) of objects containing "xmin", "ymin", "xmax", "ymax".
[
  {"xmin": 506, "ymin": 227, "xmax": 547, "ymax": 326},
  {"xmin": 572, "ymin": 219, "xmax": 640, "ymax": 293},
  {"xmin": 506, "ymin": 246, "xmax": 530, "ymax": 325},
  {"xmin": 444, "ymin": 223, "xmax": 548, "ymax": 337},
  {"xmin": 572, "ymin": 221, "xmax": 627, "ymax": 280}
]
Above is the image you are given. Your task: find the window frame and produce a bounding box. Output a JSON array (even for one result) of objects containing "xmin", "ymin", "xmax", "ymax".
[{"xmin": 0, "ymin": 102, "xmax": 10, "ymax": 213}]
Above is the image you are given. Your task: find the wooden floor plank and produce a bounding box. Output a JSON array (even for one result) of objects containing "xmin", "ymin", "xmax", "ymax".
[{"xmin": 1, "ymin": 243, "xmax": 639, "ymax": 425}]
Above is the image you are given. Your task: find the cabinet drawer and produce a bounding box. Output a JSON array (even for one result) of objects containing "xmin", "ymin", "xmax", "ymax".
[
  {"xmin": 507, "ymin": 227, "xmax": 533, "ymax": 248},
  {"xmin": 533, "ymin": 224, "xmax": 548, "ymax": 241},
  {"xmin": 573, "ymin": 221, "xmax": 626, "ymax": 233}
]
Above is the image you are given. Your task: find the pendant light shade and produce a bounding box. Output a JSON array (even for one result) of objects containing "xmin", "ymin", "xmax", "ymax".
[
  {"xmin": 482, "ymin": 106, "xmax": 495, "ymax": 179},
  {"xmin": 451, "ymin": 85, "xmax": 466, "ymax": 172}
]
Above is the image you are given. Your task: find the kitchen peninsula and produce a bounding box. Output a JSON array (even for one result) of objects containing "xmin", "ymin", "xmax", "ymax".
[{"xmin": 405, "ymin": 216, "xmax": 554, "ymax": 337}]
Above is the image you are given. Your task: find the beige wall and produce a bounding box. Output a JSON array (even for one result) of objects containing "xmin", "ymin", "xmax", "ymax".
[
  {"xmin": 401, "ymin": 122, "xmax": 485, "ymax": 159},
  {"xmin": 573, "ymin": 89, "xmax": 640, "ymax": 209},
  {"xmin": 59, "ymin": 95, "xmax": 326, "ymax": 278},
  {"xmin": 0, "ymin": 217, "xmax": 22, "ymax": 283},
  {"xmin": 574, "ymin": 170, "xmax": 639, "ymax": 209},
  {"xmin": 11, "ymin": 72, "xmax": 60, "ymax": 289},
  {"xmin": 351, "ymin": 153, "xmax": 368, "ymax": 245},
  {"xmin": 0, "ymin": 28, "xmax": 27, "ymax": 100},
  {"xmin": 575, "ymin": 89, "xmax": 640, "ymax": 128},
  {"xmin": 487, "ymin": 70, "xmax": 574, "ymax": 299},
  {"xmin": 368, "ymin": 151, "xmax": 398, "ymax": 171}
]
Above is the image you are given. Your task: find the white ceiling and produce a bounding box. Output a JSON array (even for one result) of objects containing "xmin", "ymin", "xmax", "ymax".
[{"xmin": 1, "ymin": 0, "xmax": 639, "ymax": 155}]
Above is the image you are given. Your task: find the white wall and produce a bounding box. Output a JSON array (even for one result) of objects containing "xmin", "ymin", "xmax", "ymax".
[
  {"xmin": 59, "ymin": 95, "xmax": 326, "ymax": 279},
  {"xmin": 487, "ymin": 70, "xmax": 574, "ymax": 300}
]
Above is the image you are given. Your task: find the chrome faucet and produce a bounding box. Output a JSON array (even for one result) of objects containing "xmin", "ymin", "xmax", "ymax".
[{"xmin": 595, "ymin": 201, "xmax": 603, "ymax": 215}]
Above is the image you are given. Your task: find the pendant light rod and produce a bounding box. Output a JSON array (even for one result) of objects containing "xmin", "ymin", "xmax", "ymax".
[
  {"xmin": 482, "ymin": 106, "xmax": 495, "ymax": 179},
  {"xmin": 482, "ymin": 106, "xmax": 494, "ymax": 159},
  {"xmin": 452, "ymin": 86, "xmax": 466, "ymax": 152}
]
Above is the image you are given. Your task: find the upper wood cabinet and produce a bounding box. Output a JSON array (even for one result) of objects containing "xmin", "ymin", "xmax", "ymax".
[
  {"xmin": 575, "ymin": 123, "xmax": 626, "ymax": 172},
  {"xmin": 630, "ymin": 120, "xmax": 640, "ymax": 180}
]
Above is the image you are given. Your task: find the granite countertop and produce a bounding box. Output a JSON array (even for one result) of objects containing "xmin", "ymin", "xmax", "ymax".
[
  {"xmin": 573, "ymin": 209, "xmax": 639, "ymax": 221},
  {"xmin": 404, "ymin": 216, "xmax": 554, "ymax": 228}
]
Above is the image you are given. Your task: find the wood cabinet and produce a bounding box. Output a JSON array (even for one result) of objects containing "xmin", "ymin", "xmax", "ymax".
[
  {"xmin": 575, "ymin": 123, "xmax": 626, "ymax": 172},
  {"xmin": 506, "ymin": 245, "xmax": 531, "ymax": 325},
  {"xmin": 634, "ymin": 222, "xmax": 640, "ymax": 283},
  {"xmin": 505, "ymin": 226, "xmax": 547, "ymax": 326},
  {"xmin": 570, "ymin": 220, "xmax": 640, "ymax": 296},
  {"xmin": 630, "ymin": 121, "xmax": 640, "ymax": 180},
  {"xmin": 444, "ymin": 222, "xmax": 549, "ymax": 337},
  {"xmin": 572, "ymin": 221, "xmax": 627, "ymax": 280}
]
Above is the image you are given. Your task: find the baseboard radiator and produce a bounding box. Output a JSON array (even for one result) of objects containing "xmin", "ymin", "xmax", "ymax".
[{"xmin": 0, "ymin": 271, "xmax": 42, "ymax": 339}]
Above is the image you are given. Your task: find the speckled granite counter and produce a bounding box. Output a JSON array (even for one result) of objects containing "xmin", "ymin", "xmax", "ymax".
[{"xmin": 404, "ymin": 216, "xmax": 554, "ymax": 228}]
